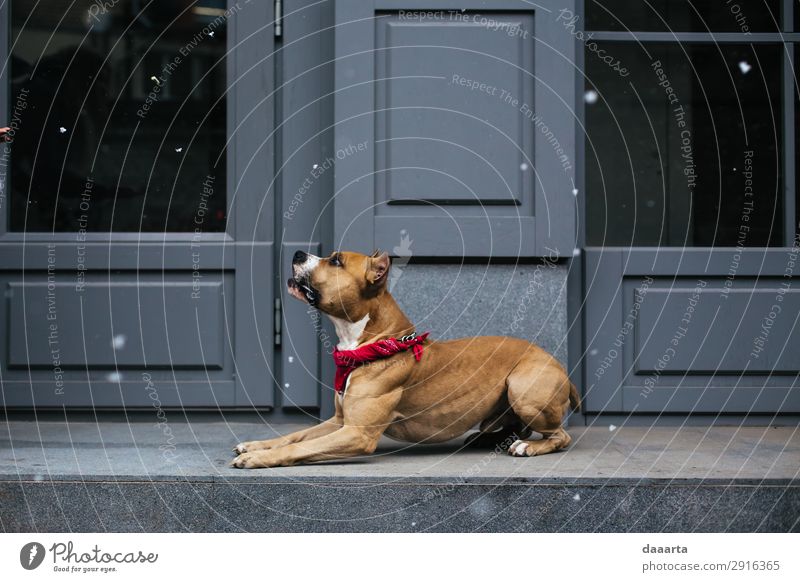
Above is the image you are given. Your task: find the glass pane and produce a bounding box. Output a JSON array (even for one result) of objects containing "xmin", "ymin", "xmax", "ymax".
[
  {"xmin": 585, "ymin": 43, "xmax": 782, "ymax": 247},
  {"xmin": 586, "ymin": 0, "xmax": 781, "ymax": 32},
  {"xmin": 8, "ymin": 0, "xmax": 228, "ymax": 232}
]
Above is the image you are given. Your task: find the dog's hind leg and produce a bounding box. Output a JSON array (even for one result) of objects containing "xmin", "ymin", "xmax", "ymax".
[
  {"xmin": 464, "ymin": 413, "xmax": 530, "ymax": 448},
  {"xmin": 464, "ymin": 425, "xmax": 531, "ymax": 449},
  {"xmin": 505, "ymin": 356, "xmax": 575, "ymax": 457}
]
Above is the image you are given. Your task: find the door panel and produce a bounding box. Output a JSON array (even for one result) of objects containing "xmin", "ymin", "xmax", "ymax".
[
  {"xmin": 8, "ymin": 277, "xmax": 227, "ymax": 369},
  {"xmin": 634, "ymin": 287, "xmax": 800, "ymax": 375},
  {"xmin": 0, "ymin": 247, "xmax": 269, "ymax": 408},
  {"xmin": 374, "ymin": 12, "xmax": 534, "ymax": 206},
  {"xmin": 584, "ymin": 248, "xmax": 800, "ymax": 414}
]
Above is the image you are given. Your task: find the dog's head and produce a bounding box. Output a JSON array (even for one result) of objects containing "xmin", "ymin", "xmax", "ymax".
[{"xmin": 287, "ymin": 250, "xmax": 390, "ymax": 319}]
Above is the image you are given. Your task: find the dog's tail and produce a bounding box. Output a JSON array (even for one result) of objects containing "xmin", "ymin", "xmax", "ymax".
[{"xmin": 568, "ymin": 381, "xmax": 581, "ymax": 412}]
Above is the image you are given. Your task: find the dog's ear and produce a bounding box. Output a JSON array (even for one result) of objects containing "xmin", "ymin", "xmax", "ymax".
[{"xmin": 366, "ymin": 250, "xmax": 390, "ymax": 286}]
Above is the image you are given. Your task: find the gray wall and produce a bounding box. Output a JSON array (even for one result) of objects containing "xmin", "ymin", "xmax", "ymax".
[{"xmin": 391, "ymin": 263, "xmax": 569, "ymax": 366}]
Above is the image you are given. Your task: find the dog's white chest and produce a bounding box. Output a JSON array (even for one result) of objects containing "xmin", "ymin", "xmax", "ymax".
[{"xmin": 329, "ymin": 314, "xmax": 370, "ymax": 350}]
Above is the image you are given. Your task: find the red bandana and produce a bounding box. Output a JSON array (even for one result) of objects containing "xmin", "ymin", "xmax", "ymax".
[{"xmin": 332, "ymin": 332, "xmax": 430, "ymax": 394}]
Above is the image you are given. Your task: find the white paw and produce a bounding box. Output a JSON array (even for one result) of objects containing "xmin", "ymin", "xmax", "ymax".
[
  {"xmin": 234, "ymin": 443, "xmax": 247, "ymax": 454},
  {"xmin": 508, "ymin": 439, "xmax": 529, "ymax": 457}
]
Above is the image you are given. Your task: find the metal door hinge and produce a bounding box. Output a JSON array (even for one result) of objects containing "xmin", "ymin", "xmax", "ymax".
[
  {"xmin": 274, "ymin": 297, "xmax": 282, "ymax": 346},
  {"xmin": 274, "ymin": 0, "xmax": 283, "ymax": 38}
]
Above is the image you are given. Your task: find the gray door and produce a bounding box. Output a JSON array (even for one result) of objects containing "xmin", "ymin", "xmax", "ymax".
[
  {"xmin": 580, "ymin": 21, "xmax": 800, "ymax": 415},
  {"xmin": 0, "ymin": 1, "xmax": 276, "ymax": 409},
  {"xmin": 275, "ymin": 0, "xmax": 580, "ymax": 416}
]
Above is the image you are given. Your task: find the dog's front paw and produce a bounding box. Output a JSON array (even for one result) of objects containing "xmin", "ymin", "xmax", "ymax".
[
  {"xmin": 233, "ymin": 438, "xmax": 283, "ymax": 455},
  {"xmin": 230, "ymin": 451, "xmax": 271, "ymax": 469},
  {"xmin": 233, "ymin": 441, "xmax": 251, "ymax": 455}
]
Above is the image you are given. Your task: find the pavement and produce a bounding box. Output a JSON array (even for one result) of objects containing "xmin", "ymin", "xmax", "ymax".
[
  {"xmin": 0, "ymin": 419, "xmax": 798, "ymax": 532},
  {"xmin": 0, "ymin": 420, "xmax": 798, "ymax": 482}
]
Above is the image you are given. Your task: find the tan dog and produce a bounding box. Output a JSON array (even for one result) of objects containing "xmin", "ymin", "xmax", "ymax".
[{"xmin": 232, "ymin": 250, "xmax": 579, "ymax": 468}]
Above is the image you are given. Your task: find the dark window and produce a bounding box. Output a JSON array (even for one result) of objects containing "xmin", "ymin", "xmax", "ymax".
[
  {"xmin": 585, "ymin": 43, "xmax": 782, "ymax": 247},
  {"xmin": 8, "ymin": 0, "xmax": 228, "ymax": 232},
  {"xmin": 586, "ymin": 0, "xmax": 782, "ymax": 32}
]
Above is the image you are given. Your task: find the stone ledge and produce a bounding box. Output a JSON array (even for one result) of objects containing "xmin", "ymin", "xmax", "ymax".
[
  {"xmin": 1, "ymin": 420, "xmax": 798, "ymax": 531},
  {"xmin": 1, "ymin": 479, "xmax": 797, "ymax": 532},
  {"xmin": 2, "ymin": 422, "xmax": 797, "ymax": 481}
]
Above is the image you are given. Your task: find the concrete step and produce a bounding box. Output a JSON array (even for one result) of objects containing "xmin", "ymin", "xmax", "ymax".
[{"xmin": 1, "ymin": 420, "xmax": 798, "ymax": 532}]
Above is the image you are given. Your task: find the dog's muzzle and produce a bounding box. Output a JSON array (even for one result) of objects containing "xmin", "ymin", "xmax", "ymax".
[
  {"xmin": 288, "ymin": 250, "xmax": 321, "ymax": 306},
  {"xmin": 287, "ymin": 277, "xmax": 319, "ymax": 306}
]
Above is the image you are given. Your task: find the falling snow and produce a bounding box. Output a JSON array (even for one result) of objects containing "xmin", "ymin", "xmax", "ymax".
[
  {"xmin": 609, "ymin": 424, "xmax": 617, "ymax": 432},
  {"xmin": 572, "ymin": 493, "xmax": 581, "ymax": 501},
  {"xmin": 738, "ymin": 61, "xmax": 752, "ymax": 74},
  {"xmin": 584, "ymin": 90, "xmax": 599, "ymax": 104},
  {"xmin": 175, "ymin": 147, "xmax": 183, "ymax": 152},
  {"xmin": 59, "ymin": 127, "xmax": 66, "ymax": 133},
  {"xmin": 111, "ymin": 334, "xmax": 127, "ymax": 350},
  {"xmin": 520, "ymin": 162, "xmax": 529, "ymax": 171}
]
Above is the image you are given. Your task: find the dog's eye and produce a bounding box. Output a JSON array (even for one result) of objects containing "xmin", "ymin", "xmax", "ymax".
[{"xmin": 329, "ymin": 255, "xmax": 343, "ymax": 267}]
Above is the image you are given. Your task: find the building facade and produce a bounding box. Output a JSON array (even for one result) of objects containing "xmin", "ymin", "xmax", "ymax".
[{"xmin": 1, "ymin": 0, "xmax": 798, "ymax": 423}]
